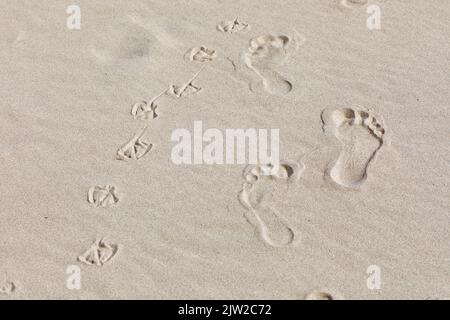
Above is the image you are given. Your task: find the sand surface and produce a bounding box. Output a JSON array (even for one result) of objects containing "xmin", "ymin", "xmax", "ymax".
[{"xmin": 0, "ymin": 0, "xmax": 449, "ymax": 299}]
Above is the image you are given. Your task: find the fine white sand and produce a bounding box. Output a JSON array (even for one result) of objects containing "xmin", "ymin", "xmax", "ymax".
[{"xmin": 0, "ymin": 0, "xmax": 449, "ymax": 299}]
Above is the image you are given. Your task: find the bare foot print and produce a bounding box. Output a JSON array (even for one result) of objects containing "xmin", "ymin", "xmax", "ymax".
[
  {"xmin": 78, "ymin": 239, "xmax": 120, "ymax": 267},
  {"xmin": 238, "ymin": 161, "xmax": 304, "ymax": 247},
  {"xmin": 88, "ymin": 185, "xmax": 119, "ymax": 208},
  {"xmin": 242, "ymin": 32, "xmax": 305, "ymax": 95},
  {"xmin": 305, "ymin": 289, "xmax": 344, "ymax": 300},
  {"xmin": 169, "ymin": 67, "xmax": 205, "ymax": 98},
  {"xmin": 116, "ymin": 127, "xmax": 153, "ymax": 160},
  {"xmin": 184, "ymin": 46, "xmax": 217, "ymax": 63},
  {"xmin": 246, "ymin": 205, "xmax": 296, "ymax": 248},
  {"xmin": 249, "ymin": 67, "xmax": 293, "ymax": 95},
  {"xmin": 217, "ymin": 18, "xmax": 249, "ymax": 33},
  {"xmin": 242, "ymin": 161, "xmax": 303, "ymax": 187},
  {"xmin": 322, "ymin": 106, "xmax": 386, "ymax": 188}
]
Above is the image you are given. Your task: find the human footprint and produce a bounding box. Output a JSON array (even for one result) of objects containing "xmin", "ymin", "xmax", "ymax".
[
  {"xmin": 321, "ymin": 106, "xmax": 386, "ymax": 188},
  {"xmin": 238, "ymin": 161, "xmax": 304, "ymax": 247}
]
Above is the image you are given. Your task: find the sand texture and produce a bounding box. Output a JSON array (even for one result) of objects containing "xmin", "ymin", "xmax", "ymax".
[{"xmin": 0, "ymin": 0, "xmax": 449, "ymax": 299}]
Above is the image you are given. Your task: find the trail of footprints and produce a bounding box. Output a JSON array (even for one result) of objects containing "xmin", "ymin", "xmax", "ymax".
[
  {"xmin": 80, "ymin": 19, "xmax": 227, "ymax": 268},
  {"xmin": 76, "ymin": 12, "xmax": 388, "ymax": 297},
  {"xmin": 236, "ymin": 106, "xmax": 386, "ymax": 249}
]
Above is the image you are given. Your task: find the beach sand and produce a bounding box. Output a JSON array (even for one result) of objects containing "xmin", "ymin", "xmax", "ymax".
[{"xmin": 0, "ymin": 0, "xmax": 449, "ymax": 299}]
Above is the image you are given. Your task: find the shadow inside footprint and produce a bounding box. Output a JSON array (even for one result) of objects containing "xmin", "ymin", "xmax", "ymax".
[
  {"xmin": 322, "ymin": 107, "xmax": 386, "ymax": 188},
  {"xmin": 247, "ymin": 206, "xmax": 296, "ymax": 248}
]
